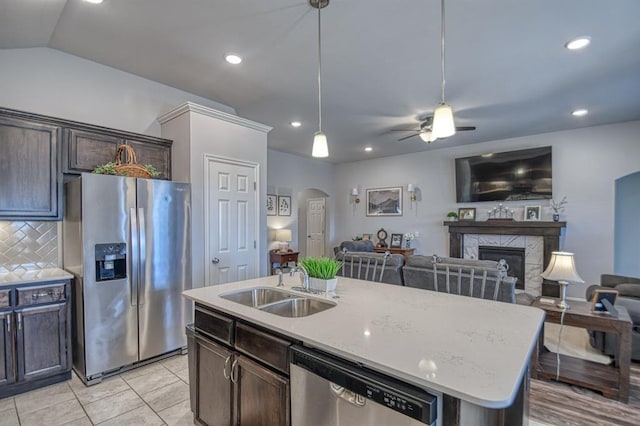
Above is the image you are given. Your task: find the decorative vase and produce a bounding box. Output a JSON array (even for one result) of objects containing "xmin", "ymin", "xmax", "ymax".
[
  {"xmin": 406, "ymin": 240, "xmax": 411, "ymax": 248},
  {"xmin": 309, "ymin": 277, "xmax": 338, "ymax": 292},
  {"xmin": 553, "ymin": 213, "xmax": 560, "ymax": 222}
]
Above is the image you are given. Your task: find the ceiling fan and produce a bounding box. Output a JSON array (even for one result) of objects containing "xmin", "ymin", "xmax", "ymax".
[{"xmin": 394, "ymin": 116, "xmax": 476, "ymax": 143}]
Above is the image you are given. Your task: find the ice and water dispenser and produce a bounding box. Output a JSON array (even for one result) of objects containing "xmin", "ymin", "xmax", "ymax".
[{"xmin": 95, "ymin": 243, "xmax": 127, "ymax": 282}]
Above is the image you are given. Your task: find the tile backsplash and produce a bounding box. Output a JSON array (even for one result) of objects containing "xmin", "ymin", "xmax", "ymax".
[{"xmin": 0, "ymin": 221, "xmax": 58, "ymax": 273}]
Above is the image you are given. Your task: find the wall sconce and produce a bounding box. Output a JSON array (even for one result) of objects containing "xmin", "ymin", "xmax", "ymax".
[
  {"xmin": 351, "ymin": 188, "xmax": 360, "ymax": 204},
  {"xmin": 408, "ymin": 184, "xmax": 417, "ymax": 209}
]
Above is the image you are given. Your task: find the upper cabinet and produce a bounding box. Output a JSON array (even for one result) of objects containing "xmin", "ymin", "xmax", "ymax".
[
  {"xmin": 63, "ymin": 129, "xmax": 171, "ymax": 181},
  {"xmin": 0, "ymin": 115, "xmax": 61, "ymax": 220},
  {"xmin": 64, "ymin": 129, "xmax": 122, "ymax": 174},
  {"xmin": 0, "ymin": 107, "xmax": 173, "ymax": 220}
]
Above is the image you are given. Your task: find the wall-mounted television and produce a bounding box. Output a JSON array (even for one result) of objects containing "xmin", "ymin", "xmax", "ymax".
[{"xmin": 455, "ymin": 146, "xmax": 552, "ymax": 202}]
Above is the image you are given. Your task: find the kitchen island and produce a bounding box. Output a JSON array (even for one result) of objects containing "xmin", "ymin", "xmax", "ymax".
[{"xmin": 183, "ymin": 274, "xmax": 544, "ymax": 425}]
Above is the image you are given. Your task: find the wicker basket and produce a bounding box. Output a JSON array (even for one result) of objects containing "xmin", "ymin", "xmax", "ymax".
[{"xmin": 113, "ymin": 145, "xmax": 152, "ymax": 178}]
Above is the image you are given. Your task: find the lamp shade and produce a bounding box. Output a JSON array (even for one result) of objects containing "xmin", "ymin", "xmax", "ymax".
[
  {"xmin": 407, "ymin": 184, "xmax": 415, "ymax": 193},
  {"xmin": 419, "ymin": 130, "xmax": 437, "ymax": 143},
  {"xmin": 275, "ymin": 229, "xmax": 292, "ymax": 243},
  {"xmin": 432, "ymin": 103, "xmax": 456, "ymax": 139},
  {"xmin": 540, "ymin": 251, "xmax": 584, "ymax": 283},
  {"xmin": 312, "ymin": 131, "xmax": 329, "ymax": 157},
  {"xmin": 351, "ymin": 188, "xmax": 359, "ymax": 196}
]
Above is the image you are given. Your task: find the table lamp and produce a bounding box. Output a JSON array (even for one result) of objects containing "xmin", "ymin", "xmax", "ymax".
[
  {"xmin": 540, "ymin": 251, "xmax": 584, "ymax": 310},
  {"xmin": 275, "ymin": 229, "xmax": 292, "ymax": 253}
]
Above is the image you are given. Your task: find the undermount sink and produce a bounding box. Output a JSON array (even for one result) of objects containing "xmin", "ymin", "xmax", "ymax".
[
  {"xmin": 219, "ymin": 286, "xmax": 336, "ymax": 317},
  {"xmin": 259, "ymin": 297, "xmax": 336, "ymax": 318},
  {"xmin": 220, "ymin": 286, "xmax": 294, "ymax": 307}
]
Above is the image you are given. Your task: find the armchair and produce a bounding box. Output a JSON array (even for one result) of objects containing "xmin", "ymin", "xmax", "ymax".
[{"xmin": 585, "ymin": 274, "xmax": 640, "ymax": 361}]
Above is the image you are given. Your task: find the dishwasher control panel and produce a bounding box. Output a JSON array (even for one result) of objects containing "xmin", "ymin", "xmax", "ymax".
[{"xmin": 291, "ymin": 345, "xmax": 437, "ymax": 425}]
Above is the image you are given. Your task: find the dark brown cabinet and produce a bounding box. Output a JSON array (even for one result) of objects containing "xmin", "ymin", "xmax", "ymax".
[
  {"xmin": 187, "ymin": 305, "xmax": 291, "ymax": 426},
  {"xmin": 0, "ymin": 311, "xmax": 15, "ymax": 386},
  {"xmin": 64, "ymin": 128, "xmax": 122, "ymax": 174},
  {"xmin": 0, "ymin": 115, "xmax": 61, "ymax": 220},
  {"xmin": 16, "ymin": 303, "xmax": 68, "ymax": 382},
  {"xmin": 0, "ymin": 108, "xmax": 173, "ymax": 200},
  {"xmin": 0, "ymin": 280, "xmax": 71, "ymax": 399}
]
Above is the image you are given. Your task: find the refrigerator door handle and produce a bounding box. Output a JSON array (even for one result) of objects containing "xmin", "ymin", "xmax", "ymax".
[
  {"xmin": 138, "ymin": 207, "xmax": 146, "ymax": 305},
  {"xmin": 130, "ymin": 207, "xmax": 139, "ymax": 306}
]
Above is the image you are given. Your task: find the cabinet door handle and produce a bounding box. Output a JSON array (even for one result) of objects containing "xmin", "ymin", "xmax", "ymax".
[
  {"xmin": 223, "ymin": 355, "xmax": 232, "ymax": 380},
  {"xmin": 230, "ymin": 359, "xmax": 238, "ymax": 384},
  {"xmin": 16, "ymin": 313, "xmax": 22, "ymax": 331}
]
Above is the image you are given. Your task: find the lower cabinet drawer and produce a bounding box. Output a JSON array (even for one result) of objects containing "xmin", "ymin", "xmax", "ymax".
[
  {"xmin": 0, "ymin": 289, "xmax": 10, "ymax": 308},
  {"xmin": 235, "ymin": 322, "xmax": 291, "ymax": 374},
  {"xmin": 16, "ymin": 283, "xmax": 66, "ymax": 306},
  {"xmin": 194, "ymin": 304, "xmax": 234, "ymax": 345}
]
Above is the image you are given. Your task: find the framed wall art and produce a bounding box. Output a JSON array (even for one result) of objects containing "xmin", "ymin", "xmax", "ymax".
[
  {"xmin": 366, "ymin": 187, "xmax": 402, "ymax": 216},
  {"xmin": 524, "ymin": 205, "xmax": 541, "ymax": 221},
  {"xmin": 266, "ymin": 194, "xmax": 277, "ymax": 216},
  {"xmin": 278, "ymin": 195, "xmax": 291, "ymax": 216}
]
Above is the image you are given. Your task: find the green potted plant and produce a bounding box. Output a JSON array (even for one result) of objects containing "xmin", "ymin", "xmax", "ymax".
[
  {"xmin": 447, "ymin": 211, "xmax": 458, "ymax": 221},
  {"xmin": 299, "ymin": 257, "xmax": 342, "ymax": 292}
]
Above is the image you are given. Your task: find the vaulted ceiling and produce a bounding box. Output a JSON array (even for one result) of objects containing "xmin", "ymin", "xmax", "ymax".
[{"xmin": 2, "ymin": 0, "xmax": 640, "ymax": 163}]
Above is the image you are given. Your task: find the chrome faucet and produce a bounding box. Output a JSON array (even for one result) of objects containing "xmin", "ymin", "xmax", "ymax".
[
  {"xmin": 290, "ymin": 264, "xmax": 310, "ymax": 292},
  {"xmin": 276, "ymin": 268, "xmax": 285, "ymax": 287}
]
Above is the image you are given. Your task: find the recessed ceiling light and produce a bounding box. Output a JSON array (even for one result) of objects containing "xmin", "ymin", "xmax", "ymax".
[
  {"xmin": 290, "ymin": 121, "xmax": 301, "ymax": 128},
  {"xmin": 225, "ymin": 54, "xmax": 242, "ymax": 65},
  {"xmin": 565, "ymin": 36, "xmax": 591, "ymax": 50},
  {"xmin": 572, "ymin": 109, "xmax": 589, "ymax": 117},
  {"xmin": 83, "ymin": 0, "xmax": 104, "ymax": 4},
  {"xmin": 364, "ymin": 147, "xmax": 372, "ymax": 152}
]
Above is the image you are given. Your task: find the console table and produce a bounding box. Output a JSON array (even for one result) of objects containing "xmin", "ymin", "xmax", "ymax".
[
  {"xmin": 269, "ymin": 250, "xmax": 299, "ymax": 275},
  {"xmin": 374, "ymin": 247, "xmax": 415, "ymax": 260},
  {"xmin": 531, "ymin": 297, "xmax": 631, "ymax": 402}
]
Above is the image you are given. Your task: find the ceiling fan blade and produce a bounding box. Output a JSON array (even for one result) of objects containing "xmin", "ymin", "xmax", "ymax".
[
  {"xmin": 455, "ymin": 126, "xmax": 476, "ymax": 131},
  {"xmin": 397, "ymin": 133, "xmax": 420, "ymax": 142},
  {"xmin": 390, "ymin": 129, "xmax": 420, "ymax": 132}
]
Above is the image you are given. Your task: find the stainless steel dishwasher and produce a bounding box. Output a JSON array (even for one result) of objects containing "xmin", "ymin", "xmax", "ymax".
[{"xmin": 290, "ymin": 346, "xmax": 439, "ymax": 426}]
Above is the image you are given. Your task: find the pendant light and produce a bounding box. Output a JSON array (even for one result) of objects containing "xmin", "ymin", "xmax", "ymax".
[
  {"xmin": 431, "ymin": 0, "xmax": 456, "ymax": 139},
  {"xmin": 311, "ymin": 0, "xmax": 329, "ymax": 158}
]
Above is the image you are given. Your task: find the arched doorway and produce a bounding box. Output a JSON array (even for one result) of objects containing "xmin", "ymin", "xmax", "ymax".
[{"xmin": 615, "ymin": 171, "xmax": 640, "ymax": 277}]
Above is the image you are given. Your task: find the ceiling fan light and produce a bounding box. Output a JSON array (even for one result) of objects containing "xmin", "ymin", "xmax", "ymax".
[
  {"xmin": 312, "ymin": 131, "xmax": 329, "ymax": 157},
  {"xmin": 432, "ymin": 104, "xmax": 456, "ymax": 138},
  {"xmin": 419, "ymin": 130, "xmax": 437, "ymax": 143}
]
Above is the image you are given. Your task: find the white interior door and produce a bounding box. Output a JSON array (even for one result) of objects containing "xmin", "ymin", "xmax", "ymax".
[
  {"xmin": 205, "ymin": 156, "xmax": 258, "ymax": 285},
  {"xmin": 306, "ymin": 198, "xmax": 325, "ymax": 257}
]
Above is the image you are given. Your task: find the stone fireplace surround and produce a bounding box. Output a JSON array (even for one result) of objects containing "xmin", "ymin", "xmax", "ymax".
[{"xmin": 444, "ymin": 221, "xmax": 566, "ymax": 297}]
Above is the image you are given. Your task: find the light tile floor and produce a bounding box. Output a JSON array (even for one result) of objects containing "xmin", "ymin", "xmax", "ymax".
[
  {"xmin": 0, "ymin": 354, "xmax": 192, "ymax": 426},
  {"xmin": 0, "ymin": 353, "xmax": 550, "ymax": 426}
]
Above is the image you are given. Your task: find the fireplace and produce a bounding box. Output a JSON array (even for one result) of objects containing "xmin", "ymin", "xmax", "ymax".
[
  {"xmin": 479, "ymin": 246, "xmax": 525, "ymax": 290},
  {"xmin": 443, "ymin": 220, "xmax": 566, "ymax": 296}
]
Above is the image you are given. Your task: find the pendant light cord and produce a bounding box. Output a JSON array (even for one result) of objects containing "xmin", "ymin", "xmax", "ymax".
[
  {"xmin": 317, "ymin": 4, "xmax": 323, "ymax": 132},
  {"xmin": 440, "ymin": 0, "xmax": 446, "ymax": 104}
]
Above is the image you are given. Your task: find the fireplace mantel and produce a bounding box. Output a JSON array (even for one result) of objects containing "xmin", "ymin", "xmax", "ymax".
[{"xmin": 444, "ymin": 220, "xmax": 566, "ymax": 296}]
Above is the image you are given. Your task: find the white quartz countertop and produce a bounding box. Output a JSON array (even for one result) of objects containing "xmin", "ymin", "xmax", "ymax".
[
  {"xmin": 183, "ymin": 275, "xmax": 544, "ymax": 409},
  {"xmin": 0, "ymin": 268, "xmax": 73, "ymax": 286}
]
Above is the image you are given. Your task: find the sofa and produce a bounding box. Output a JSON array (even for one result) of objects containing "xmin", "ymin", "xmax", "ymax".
[
  {"xmin": 333, "ymin": 240, "xmax": 404, "ymax": 285},
  {"xmin": 402, "ymin": 255, "xmax": 517, "ymax": 304},
  {"xmin": 586, "ymin": 274, "xmax": 640, "ymax": 361}
]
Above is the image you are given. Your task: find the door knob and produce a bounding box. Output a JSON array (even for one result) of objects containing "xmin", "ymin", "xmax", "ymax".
[
  {"xmin": 308, "ymin": 235, "xmax": 311, "ymax": 238},
  {"xmin": 211, "ymin": 258, "xmax": 220, "ymax": 264}
]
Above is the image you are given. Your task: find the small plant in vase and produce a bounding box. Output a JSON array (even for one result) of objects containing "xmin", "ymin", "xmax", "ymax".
[
  {"xmin": 447, "ymin": 211, "xmax": 458, "ymax": 221},
  {"xmin": 550, "ymin": 196, "xmax": 567, "ymax": 222},
  {"xmin": 298, "ymin": 257, "xmax": 343, "ymax": 292},
  {"xmin": 403, "ymin": 233, "xmax": 415, "ymax": 248}
]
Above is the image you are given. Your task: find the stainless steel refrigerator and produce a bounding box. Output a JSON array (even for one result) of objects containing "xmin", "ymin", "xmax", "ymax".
[{"xmin": 63, "ymin": 173, "xmax": 191, "ymax": 384}]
